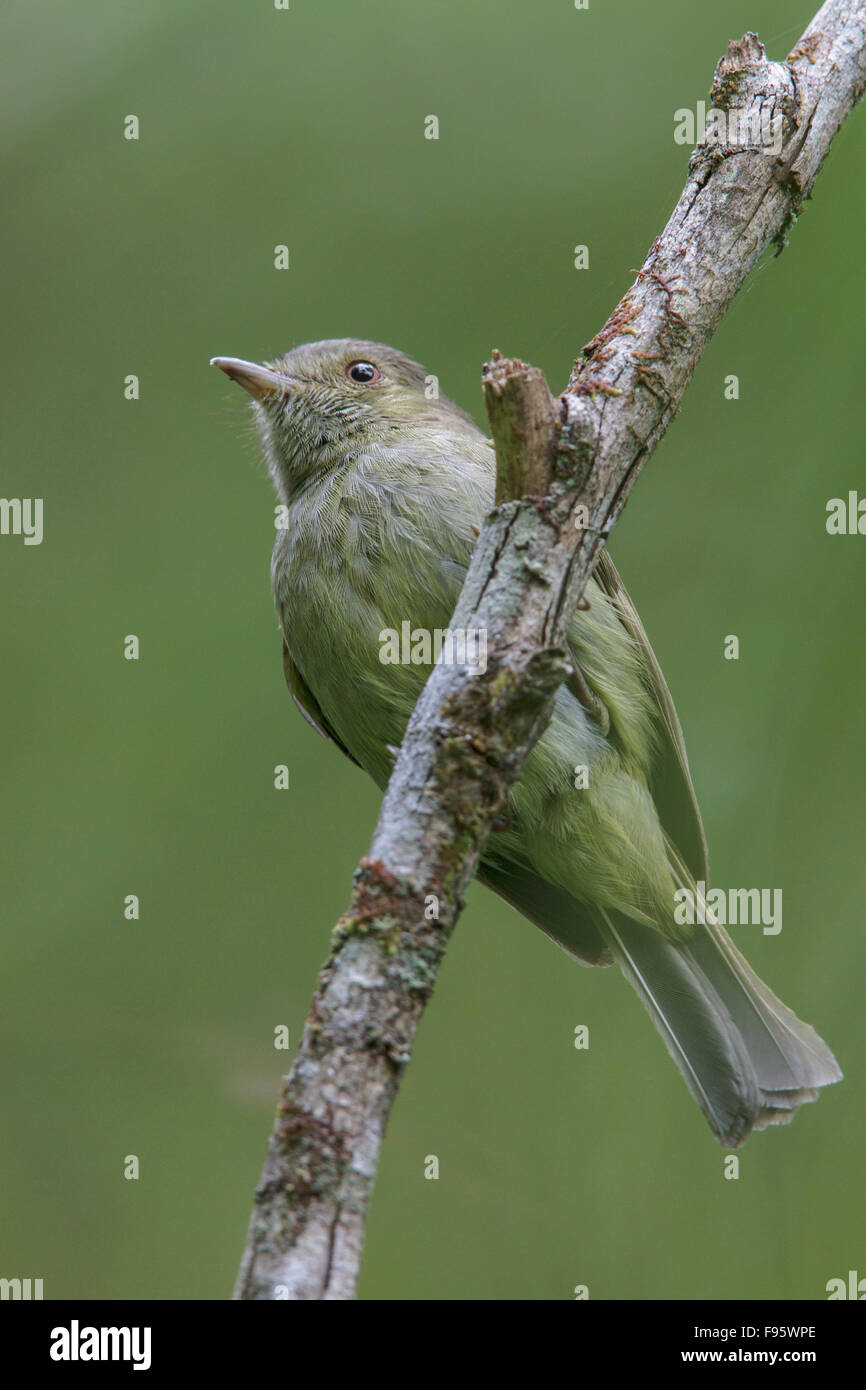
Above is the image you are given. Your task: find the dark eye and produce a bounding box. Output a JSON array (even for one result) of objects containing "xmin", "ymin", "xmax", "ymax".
[{"xmin": 346, "ymin": 361, "xmax": 380, "ymax": 384}]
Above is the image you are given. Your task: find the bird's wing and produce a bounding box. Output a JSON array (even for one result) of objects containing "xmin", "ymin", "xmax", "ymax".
[
  {"xmin": 281, "ymin": 637, "xmax": 360, "ymax": 767},
  {"xmin": 592, "ymin": 548, "xmax": 709, "ymax": 883},
  {"xmin": 476, "ymin": 857, "xmax": 613, "ymax": 966}
]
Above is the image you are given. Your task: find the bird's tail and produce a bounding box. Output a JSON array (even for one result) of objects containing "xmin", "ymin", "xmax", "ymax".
[{"xmin": 595, "ymin": 879, "xmax": 842, "ymax": 1148}]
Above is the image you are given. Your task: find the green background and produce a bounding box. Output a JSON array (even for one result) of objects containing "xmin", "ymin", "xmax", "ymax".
[{"xmin": 2, "ymin": 0, "xmax": 863, "ymax": 1301}]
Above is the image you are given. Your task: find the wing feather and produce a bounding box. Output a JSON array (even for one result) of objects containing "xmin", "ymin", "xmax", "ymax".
[
  {"xmin": 281, "ymin": 637, "xmax": 360, "ymax": 767},
  {"xmin": 592, "ymin": 549, "xmax": 709, "ymax": 883}
]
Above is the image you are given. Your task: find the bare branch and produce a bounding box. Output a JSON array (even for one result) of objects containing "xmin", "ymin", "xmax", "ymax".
[
  {"xmin": 483, "ymin": 350, "xmax": 560, "ymax": 502},
  {"xmin": 234, "ymin": 0, "xmax": 866, "ymax": 1301}
]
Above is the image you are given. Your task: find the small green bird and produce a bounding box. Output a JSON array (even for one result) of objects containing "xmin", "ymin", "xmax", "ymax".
[{"xmin": 213, "ymin": 338, "xmax": 841, "ymax": 1149}]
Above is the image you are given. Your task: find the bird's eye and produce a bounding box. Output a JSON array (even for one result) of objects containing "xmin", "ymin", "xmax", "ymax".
[{"xmin": 346, "ymin": 361, "xmax": 380, "ymax": 384}]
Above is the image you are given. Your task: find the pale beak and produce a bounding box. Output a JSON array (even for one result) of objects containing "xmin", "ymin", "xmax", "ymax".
[{"xmin": 210, "ymin": 356, "xmax": 294, "ymax": 401}]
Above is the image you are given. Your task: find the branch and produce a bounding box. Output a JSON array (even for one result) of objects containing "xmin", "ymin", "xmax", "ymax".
[{"xmin": 234, "ymin": 0, "xmax": 866, "ymax": 1300}]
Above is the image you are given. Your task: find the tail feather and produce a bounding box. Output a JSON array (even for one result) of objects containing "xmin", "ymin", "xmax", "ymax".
[
  {"xmin": 671, "ymin": 859, "xmax": 841, "ymax": 1099},
  {"xmin": 597, "ymin": 905, "xmax": 841, "ymax": 1149}
]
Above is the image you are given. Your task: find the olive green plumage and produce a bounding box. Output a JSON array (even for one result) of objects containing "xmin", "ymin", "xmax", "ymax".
[{"xmin": 214, "ymin": 338, "xmax": 841, "ymax": 1148}]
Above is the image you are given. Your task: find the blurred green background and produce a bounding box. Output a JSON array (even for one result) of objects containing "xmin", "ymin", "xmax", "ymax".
[{"xmin": 2, "ymin": 0, "xmax": 864, "ymax": 1301}]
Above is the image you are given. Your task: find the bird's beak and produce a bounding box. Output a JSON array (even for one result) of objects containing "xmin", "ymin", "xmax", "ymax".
[{"xmin": 210, "ymin": 356, "xmax": 293, "ymax": 401}]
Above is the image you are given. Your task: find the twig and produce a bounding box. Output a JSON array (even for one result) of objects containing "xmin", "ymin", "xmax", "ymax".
[{"xmin": 233, "ymin": 0, "xmax": 866, "ymax": 1300}]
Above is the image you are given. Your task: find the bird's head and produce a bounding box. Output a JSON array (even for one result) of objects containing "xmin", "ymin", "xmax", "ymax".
[{"xmin": 212, "ymin": 338, "xmax": 479, "ymax": 500}]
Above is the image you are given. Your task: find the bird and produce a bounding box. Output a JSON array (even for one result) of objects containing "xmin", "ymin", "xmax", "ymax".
[{"xmin": 212, "ymin": 337, "xmax": 841, "ymax": 1149}]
